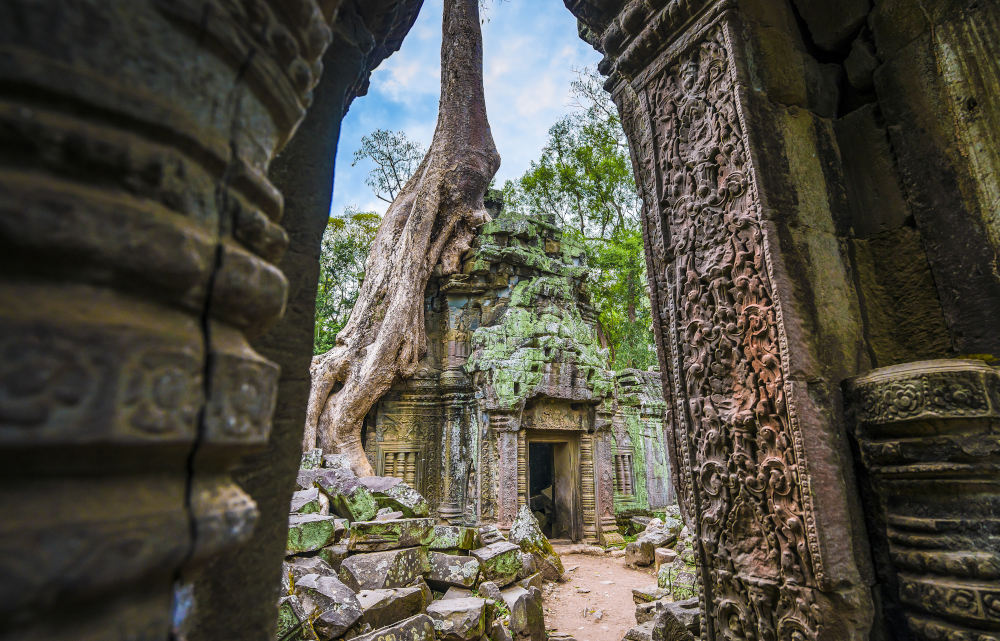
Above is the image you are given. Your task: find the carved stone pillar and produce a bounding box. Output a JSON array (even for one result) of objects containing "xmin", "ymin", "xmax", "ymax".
[
  {"xmin": 593, "ymin": 428, "xmax": 624, "ymax": 545},
  {"xmin": 494, "ymin": 416, "xmax": 522, "ymax": 530},
  {"xmin": 847, "ymin": 359, "xmax": 1000, "ymax": 641},
  {"xmin": 568, "ymin": 0, "xmax": 876, "ymax": 638},
  {"xmin": 580, "ymin": 433, "xmax": 598, "ymax": 543},
  {"xmin": 517, "ymin": 430, "xmax": 528, "ymax": 508},
  {"xmin": 0, "ymin": 1, "xmax": 342, "ymax": 637},
  {"xmin": 440, "ymin": 367, "xmax": 475, "ymax": 524}
]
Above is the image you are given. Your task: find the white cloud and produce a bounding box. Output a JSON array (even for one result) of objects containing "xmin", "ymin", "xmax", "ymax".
[{"xmin": 330, "ymin": 0, "xmax": 603, "ymax": 216}]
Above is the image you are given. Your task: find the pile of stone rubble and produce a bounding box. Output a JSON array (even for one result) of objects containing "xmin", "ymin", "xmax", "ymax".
[
  {"xmin": 623, "ymin": 510, "xmax": 700, "ymax": 641},
  {"xmin": 277, "ymin": 450, "xmax": 563, "ymax": 641}
]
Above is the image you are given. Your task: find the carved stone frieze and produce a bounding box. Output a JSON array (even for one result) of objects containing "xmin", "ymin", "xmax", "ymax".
[
  {"xmin": 847, "ymin": 359, "xmax": 1000, "ymax": 641},
  {"xmin": 602, "ymin": 5, "xmax": 870, "ymax": 639}
]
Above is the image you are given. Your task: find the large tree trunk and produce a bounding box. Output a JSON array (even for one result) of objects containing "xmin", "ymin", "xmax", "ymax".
[{"xmin": 304, "ymin": 0, "xmax": 500, "ymax": 475}]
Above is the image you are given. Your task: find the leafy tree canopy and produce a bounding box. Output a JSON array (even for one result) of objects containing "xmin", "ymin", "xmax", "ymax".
[
  {"xmin": 317, "ymin": 70, "xmax": 657, "ymax": 371},
  {"xmin": 352, "ymin": 129, "xmax": 425, "ymax": 203},
  {"xmin": 504, "ymin": 67, "xmax": 656, "ymax": 371},
  {"xmin": 314, "ymin": 207, "xmax": 382, "ymax": 353}
]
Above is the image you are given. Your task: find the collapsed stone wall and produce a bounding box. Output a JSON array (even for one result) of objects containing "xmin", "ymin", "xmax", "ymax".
[{"xmin": 276, "ymin": 451, "xmax": 558, "ymax": 641}]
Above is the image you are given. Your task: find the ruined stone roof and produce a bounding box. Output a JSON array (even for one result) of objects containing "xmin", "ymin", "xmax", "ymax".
[{"xmin": 461, "ymin": 209, "xmax": 613, "ymax": 411}]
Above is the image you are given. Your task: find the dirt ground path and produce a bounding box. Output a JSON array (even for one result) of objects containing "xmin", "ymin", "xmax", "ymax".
[{"xmin": 542, "ymin": 548, "xmax": 656, "ymax": 641}]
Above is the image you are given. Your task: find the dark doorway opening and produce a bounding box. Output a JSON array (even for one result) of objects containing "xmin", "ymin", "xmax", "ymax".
[{"xmin": 529, "ymin": 442, "xmax": 555, "ymax": 537}]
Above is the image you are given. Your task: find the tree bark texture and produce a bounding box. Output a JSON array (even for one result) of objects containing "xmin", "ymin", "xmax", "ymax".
[{"xmin": 304, "ymin": 0, "xmax": 500, "ymax": 474}]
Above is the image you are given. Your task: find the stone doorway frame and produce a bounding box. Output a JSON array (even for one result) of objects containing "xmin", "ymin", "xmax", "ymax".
[{"xmin": 525, "ymin": 431, "xmax": 584, "ymax": 542}]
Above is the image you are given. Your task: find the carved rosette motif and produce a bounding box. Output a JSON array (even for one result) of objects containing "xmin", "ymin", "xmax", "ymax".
[
  {"xmin": 615, "ymin": 16, "xmax": 827, "ymax": 640},
  {"xmin": 848, "ymin": 359, "xmax": 1000, "ymax": 641}
]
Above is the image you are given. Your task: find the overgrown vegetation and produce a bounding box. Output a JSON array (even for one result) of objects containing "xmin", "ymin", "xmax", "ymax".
[
  {"xmin": 314, "ymin": 208, "xmax": 382, "ymax": 353},
  {"xmin": 315, "ymin": 67, "xmax": 656, "ymax": 371},
  {"xmin": 502, "ymin": 68, "xmax": 654, "ymax": 370}
]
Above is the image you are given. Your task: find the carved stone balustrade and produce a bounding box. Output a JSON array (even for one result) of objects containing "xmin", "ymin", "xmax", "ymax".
[{"xmin": 847, "ymin": 359, "xmax": 1000, "ymax": 641}]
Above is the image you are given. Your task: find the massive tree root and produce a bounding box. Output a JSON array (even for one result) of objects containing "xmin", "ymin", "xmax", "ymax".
[{"xmin": 304, "ymin": 0, "xmax": 500, "ymax": 475}]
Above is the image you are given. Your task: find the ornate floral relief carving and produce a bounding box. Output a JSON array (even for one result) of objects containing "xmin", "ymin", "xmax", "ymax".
[
  {"xmin": 618, "ymin": 79, "xmax": 699, "ymax": 529},
  {"xmin": 636, "ymin": 22, "xmax": 822, "ymax": 639},
  {"xmin": 848, "ymin": 359, "xmax": 1000, "ymax": 641}
]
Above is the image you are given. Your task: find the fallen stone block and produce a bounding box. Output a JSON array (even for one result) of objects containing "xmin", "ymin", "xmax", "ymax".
[
  {"xmin": 509, "ymin": 506, "xmax": 564, "ymax": 582},
  {"xmin": 297, "ymin": 468, "xmax": 323, "ymax": 491},
  {"xmin": 430, "ymin": 525, "xmax": 480, "ymax": 551},
  {"xmin": 651, "ymin": 597, "xmax": 699, "ymax": 641},
  {"xmin": 339, "ymin": 546, "xmax": 430, "ymax": 591},
  {"xmin": 653, "ymin": 548, "xmax": 677, "ymax": 570},
  {"xmin": 427, "ymin": 551, "xmax": 481, "ymax": 588},
  {"xmin": 348, "ymin": 518, "xmax": 435, "ymax": 552},
  {"xmin": 287, "ymin": 514, "xmax": 342, "ymax": 554},
  {"xmin": 516, "ymin": 572, "xmax": 543, "ymax": 591},
  {"xmin": 632, "ymin": 585, "xmax": 670, "ymax": 604},
  {"xmin": 634, "ymin": 600, "xmax": 658, "ymax": 624},
  {"xmin": 315, "ymin": 468, "xmax": 379, "ymax": 522},
  {"xmin": 375, "ymin": 508, "xmax": 405, "ymax": 521},
  {"xmin": 478, "ymin": 524, "xmax": 507, "ymax": 545},
  {"xmin": 301, "ymin": 448, "xmax": 324, "ymax": 470},
  {"xmin": 488, "ymin": 618, "xmax": 513, "ymax": 641},
  {"xmin": 291, "ymin": 487, "xmax": 330, "ymax": 515},
  {"xmin": 623, "ymin": 621, "xmax": 654, "ymax": 641},
  {"xmin": 277, "ymin": 594, "xmax": 319, "ymax": 641},
  {"xmin": 359, "ymin": 476, "xmax": 430, "ymax": 518},
  {"xmin": 518, "ymin": 552, "xmax": 537, "ymax": 580},
  {"xmin": 498, "ymin": 585, "xmax": 528, "ymax": 610},
  {"xmin": 357, "ymin": 586, "xmax": 429, "ymax": 631},
  {"xmin": 318, "ymin": 543, "xmax": 349, "ymax": 572},
  {"xmin": 626, "ymin": 518, "xmax": 683, "ymax": 567},
  {"xmin": 294, "ymin": 574, "xmax": 363, "ymax": 639},
  {"xmin": 323, "ymin": 453, "xmax": 353, "ymax": 470},
  {"xmin": 284, "ymin": 556, "xmax": 337, "ymax": 584},
  {"xmin": 426, "ymin": 596, "xmax": 488, "ymax": 641},
  {"xmin": 442, "ymin": 586, "xmax": 474, "ymax": 600},
  {"xmin": 411, "ymin": 576, "xmax": 434, "ymax": 606},
  {"xmin": 351, "ymin": 614, "xmax": 436, "ymax": 641},
  {"xmin": 477, "ymin": 580, "xmax": 502, "ymax": 601},
  {"xmin": 471, "ymin": 541, "xmax": 522, "ymax": 587},
  {"xmin": 624, "ymin": 541, "xmax": 653, "ymax": 567},
  {"xmin": 505, "ymin": 585, "xmax": 544, "ymax": 641}
]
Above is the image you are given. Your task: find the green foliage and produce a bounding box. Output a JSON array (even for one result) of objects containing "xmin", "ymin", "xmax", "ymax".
[
  {"xmin": 504, "ymin": 67, "xmax": 655, "ymax": 371},
  {"xmin": 314, "ymin": 208, "xmax": 381, "ymax": 354},
  {"xmin": 352, "ymin": 129, "xmax": 425, "ymax": 203}
]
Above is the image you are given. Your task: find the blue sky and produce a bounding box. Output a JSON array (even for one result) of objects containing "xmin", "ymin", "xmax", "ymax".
[{"xmin": 330, "ymin": 0, "xmax": 603, "ymax": 216}]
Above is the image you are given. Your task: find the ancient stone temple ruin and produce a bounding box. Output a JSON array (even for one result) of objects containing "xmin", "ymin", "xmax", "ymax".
[
  {"xmin": 364, "ymin": 205, "xmax": 673, "ymax": 543},
  {"xmin": 3, "ymin": 1, "xmax": 999, "ymax": 640}
]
